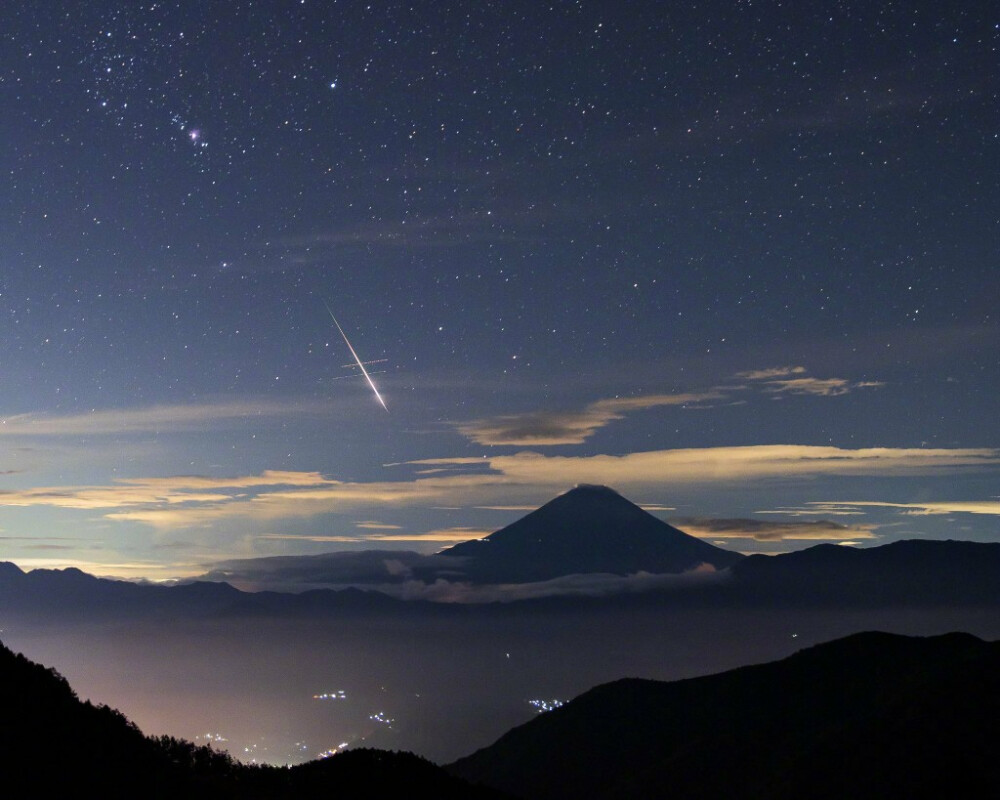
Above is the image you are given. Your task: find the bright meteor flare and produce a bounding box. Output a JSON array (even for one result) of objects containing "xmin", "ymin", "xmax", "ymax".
[{"xmin": 323, "ymin": 300, "xmax": 389, "ymax": 412}]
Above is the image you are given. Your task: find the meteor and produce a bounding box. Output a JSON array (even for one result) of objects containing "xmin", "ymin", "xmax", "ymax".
[{"xmin": 322, "ymin": 300, "xmax": 389, "ymax": 412}]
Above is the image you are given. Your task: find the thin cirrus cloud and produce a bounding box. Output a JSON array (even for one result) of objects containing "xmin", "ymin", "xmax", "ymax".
[
  {"xmin": 0, "ymin": 400, "xmax": 335, "ymax": 436},
  {"xmin": 0, "ymin": 367, "xmax": 872, "ymax": 449},
  {"xmin": 806, "ymin": 500, "xmax": 1000, "ymax": 517},
  {"xmin": 365, "ymin": 527, "xmax": 492, "ymax": 542},
  {"xmin": 0, "ymin": 470, "xmax": 335, "ymax": 510},
  {"xmin": 0, "ymin": 445, "xmax": 996, "ymax": 532},
  {"xmin": 759, "ymin": 377, "xmax": 886, "ymax": 397},
  {"xmin": 454, "ymin": 368, "xmax": 881, "ymax": 446},
  {"xmin": 734, "ymin": 366, "xmax": 808, "ymax": 380},
  {"xmin": 354, "ymin": 521, "xmax": 404, "ymax": 530},
  {"xmin": 669, "ymin": 517, "xmax": 879, "ymax": 542},
  {"xmin": 735, "ymin": 366, "xmax": 885, "ymax": 396},
  {"xmin": 409, "ymin": 445, "xmax": 1000, "ymax": 488},
  {"xmin": 258, "ymin": 527, "xmax": 490, "ymax": 543},
  {"xmin": 455, "ymin": 392, "xmax": 724, "ymax": 446},
  {"xmin": 755, "ymin": 504, "xmax": 870, "ymax": 516}
]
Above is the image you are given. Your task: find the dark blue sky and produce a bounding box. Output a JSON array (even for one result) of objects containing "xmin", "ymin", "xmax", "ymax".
[{"xmin": 1, "ymin": 0, "xmax": 997, "ymax": 578}]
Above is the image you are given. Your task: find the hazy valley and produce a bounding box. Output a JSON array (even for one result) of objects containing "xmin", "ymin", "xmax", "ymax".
[{"xmin": 4, "ymin": 486, "xmax": 1000, "ymax": 766}]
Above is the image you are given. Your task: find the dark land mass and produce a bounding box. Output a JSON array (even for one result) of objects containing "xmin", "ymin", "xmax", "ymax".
[
  {"xmin": 435, "ymin": 484, "xmax": 744, "ymax": 582},
  {"xmin": 5, "ymin": 537, "xmax": 1000, "ymax": 622},
  {"xmin": 0, "ymin": 559, "xmax": 411, "ymax": 622},
  {"xmin": 0, "ymin": 637, "xmax": 504, "ymax": 798},
  {"xmin": 449, "ymin": 631, "xmax": 1000, "ymax": 799},
  {"xmin": 726, "ymin": 538, "xmax": 1000, "ymax": 605},
  {"xmin": 195, "ymin": 484, "xmax": 745, "ymax": 593},
  {"xmin": 3, "ymin": 486, "xmax": 1000, "ymax": 765},
  {"xmin": 6, "ymin": 628, "xmax": 998, "ymax": 799}
]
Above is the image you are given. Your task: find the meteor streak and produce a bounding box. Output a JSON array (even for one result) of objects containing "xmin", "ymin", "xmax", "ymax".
[
  {"xmin": 322, "ymin": 300, "xmax": 389, "ymax": 412},
  {"xmin": 341, "ymin": 358, "xmax": 387, "ymax": 369}
]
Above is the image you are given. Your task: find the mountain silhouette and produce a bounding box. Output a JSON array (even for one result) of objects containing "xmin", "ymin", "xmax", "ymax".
[
  {"xmin": 449, "ymin": 630, "xmax": 1000, "ymax": 799},
  {"xmin": 0, "ymin": 638, "xmax": 504, "ymax": 797},
  {"xmin": 6, "ymin": 532, "xmax": 1000, "ymax": 614},
  {"xmin": 436, "ymin": 484, "xmax": 743, "ymax": 583},
  {"xmin": 728, "ymin": 538, "xmax": 1000, "ymax": 605},
  {"xmin": 0, "ymin": 635, "xmax": 238, "ymax": 795},
  {"xmin": 0, "ymin": 560, "xmax": 408, "ymax": 620}
]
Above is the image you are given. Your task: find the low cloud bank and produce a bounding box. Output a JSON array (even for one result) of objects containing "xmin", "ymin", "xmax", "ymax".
[
  {"xmin": 388, "ymin": 563, "xmax": 726, "ymax": 603},
  {"xmin": 195, "ymin": 551, "xmax": 726, "ymax": 601}
]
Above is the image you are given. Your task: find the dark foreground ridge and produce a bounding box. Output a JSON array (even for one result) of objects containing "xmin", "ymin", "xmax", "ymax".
[
  {"xmin": 449, "ymin": 631, "xmax": 1000, "ymax": 799},
  {"xmin": 437, "ymin": 483, "xmax": 744, "ymax": 582},
  {"xmin": 4, "ymin": 629, "xmax": 999, "ymax": 798},
  {"xmin": 0, "ymin": 639, "xmax": 503, "ymax": 798}
]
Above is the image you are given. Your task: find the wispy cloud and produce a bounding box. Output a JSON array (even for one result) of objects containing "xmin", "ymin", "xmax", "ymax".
[
  {"xmin": 734, "ymin": 366, "xmax": 808, "ymax": 380},
  {"xmin": 760, "ymin": 377, "xmax": 886, "ymax": 397},
  {"xmin": 0, "ymin": 470, "xmax": 336, "ymax": 510},
  {"xmin": 197, "ymin": 550, "xmax": 461, "ymax": 592},
  {"xmin": 374, "ymin": 527, "xmax": 491, "ymax": 542},
  {"xmin": 390, "ymin": 565, "xmax": 725, "ymax": 603},
  {"xmin": 671, "ymin": 517, "xmax": 879, "ymax": 541},
  {"xmin": 734, "ymin": 366, "xmax": 884, "ymax": 396},
  {"xmin": 354, "ymin": 521, "xmax": 403, "ymax": 530},
  {"xmin": 809, "ymin": 500, "xmax": 1000, "ymax": 517},
  {"xmin": 195, "ymin": 550, "xmax": 725, "ymax": 600},
  {"xmin": 0, "ymin": 445, "xmax": 994, "ymax": 532},
  {"xmin": 454, "ymin": 367, "xmax": 882, "ymax": 447},
  {"xmin": 258, "ymin": 527, "xmax": 489, "ymax": 543},
  {"xmin": 411, "ymin": 445, "xmax": 1000, "ymax": 488},
  {"xmin": 0, "ymin": 401, "xmax": 334, "ymax": 437},
  {"xmin": 455, "ymin": 392, "xmax": 723, "ymax": 446},
  {"xmin": 756, "ymin": 504, "xmax": 870, "ymax": 517}
]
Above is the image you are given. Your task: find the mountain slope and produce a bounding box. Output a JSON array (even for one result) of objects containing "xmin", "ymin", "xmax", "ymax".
[
  {"xmin": 728, "ymin": 538, "xmax": 1000, "ymax": 605},
  {"xmin": 449, "ymin": 631, "xmax": 1000, "ymax": 799},
  {"xmin": 0, "ymin": 639, "xmax": 503, "ymax": 797},
  {"xmin": 0, "ymin": 637, "xmax": 237, "ymax": 795},
  {"xmin": 437, "ymin": 484, "xmax": 743, "ymax": 583}
]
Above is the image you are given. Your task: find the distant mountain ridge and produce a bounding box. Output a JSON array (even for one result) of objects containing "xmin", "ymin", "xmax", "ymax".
[
  {"xmin": 728, "ymin": 538, "xmax": 1000, "ymax": 605},
  {"xmin": 7, "ymin": 621, "xmax": 1000, "ymax": 798},
  {"xmin": 0, "ymin": 560, "xmax": 405, "ymax": 620},
  {"xmin": 3, "ymin": 486, "xmax": 1000, "ymax": 611},
  {"xmin": 5, "ymin": 539, "xmax": 1000, "ymax": 615},
  {"xmin": 436, "ymin": 484, "xmax": 744, "ymax": 582},
  {"xmin": 449, "ymin": 630, "xmax": 1000, "ymax": 799}
]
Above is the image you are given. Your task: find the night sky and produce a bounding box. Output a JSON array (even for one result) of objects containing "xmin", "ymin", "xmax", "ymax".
[{"xmin": 2, "ymin": 0, "xmax": 997, "ymax": 580}]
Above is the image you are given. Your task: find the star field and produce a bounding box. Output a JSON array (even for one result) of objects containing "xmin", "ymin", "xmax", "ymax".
[{"xmin": 0, "ymin": 0, "xmax": 997, "ymax": 577}]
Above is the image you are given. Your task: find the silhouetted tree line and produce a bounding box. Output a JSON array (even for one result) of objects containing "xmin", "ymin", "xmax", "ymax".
[{"xmin": 0, "ymin": 640, "xmax": 505, "ymax": 798}]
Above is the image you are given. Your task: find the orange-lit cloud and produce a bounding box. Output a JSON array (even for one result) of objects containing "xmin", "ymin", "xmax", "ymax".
[
  {"xmin": 257, "ymin": 527, "xmax": 488, "ymax": 543},
  {"xmin": 735, "ymin": 366, "xmax": 808, "ymax": 380},
  {"xmin": 369, "ymin": 527, "xmax": 491, "ymax": 542},
  {"xmin": 0, "ymin": 470, "xmax": 336, "ymax": 510},
  {"xmin": 411, "ymin": 445, "xmax": 999, "ymax": 487},
  {"xmin": 10, "ymin": 557, "xmax": 207, "ymax": 581},
  {"xmin": 455, "ymin": 367, "xmax": 883, "ymax": 447},
  {"xmin": 0, "ymin": 401, "xmax": 335, "ymax": 436},
  {"xmin": 670, "ymin": 517, "xmax": 879, "ymax": 541},
  {"xmin": 454, "ymin": 392, "xmax": 723, "ymax": 445},
  {"xmin": 755, "ymin": 504, "xmax": 869, "ymax": 516},
  {"xmin": 733, "ymin": 366, "xmax": 884, "ymax": 396},
  {"xmin": 811, "ymin": 500, "xmax": 1000, "ymax": 516},
  {"xmin": 0, "ymin": 445, "xmax": 994, "ymax": 533},
  {"xmin": 761, "ymin": 377, "xmax": 885, "ymax": 396}
]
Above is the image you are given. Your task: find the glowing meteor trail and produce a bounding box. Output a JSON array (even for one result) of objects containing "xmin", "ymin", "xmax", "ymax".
[{"xmin": 322, "ymin": 301, "xmax": 389, "ymax": 412}]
